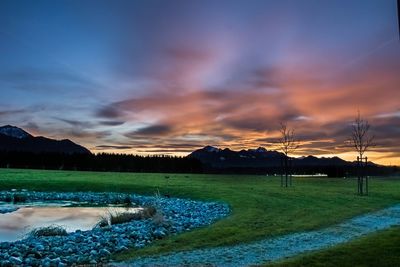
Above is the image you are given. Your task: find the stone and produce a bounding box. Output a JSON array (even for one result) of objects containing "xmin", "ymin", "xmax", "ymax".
[
  {"xmin": 0, "ymin": 260, "xmax": 12, "ymax": 267},
  {"xmin": 9, "ymin": 256, "xmax": 22, "ymax": 265},
  {"xmin": 0, "ymin": 207, "xmax": 19, "ymax": 214},
  {"xmin": 153, "ymin": 229, "xmax": 166, "ymax": 238},
  {"xmin": 99, "ymin": 248, "xmax": 111, "ymax": 256}
]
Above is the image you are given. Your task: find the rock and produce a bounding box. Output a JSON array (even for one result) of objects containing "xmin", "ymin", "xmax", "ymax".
[
  {"xmin": 42, "ymin": 257, "xmax": 51, "ymax": 266},
  {"xmin": 35, "ymin": 244, "xmax": 45, "ymax": 251},
  {"xmin": 153, "ymin": 229, "xmax": 166, "ymax": 238},
  {"xmin": 0, "ymin": 260, "xmax": 12, "ymax": 267},
  {"xmin": 116, "ymin": 245, "xmax": 128, "ymax": 252},
  {"xmin": 0, "ymin": 242, "xmax": 10, "ymax": 249},
  {"xmin": 74, "ymin": 234, "xmax": 84, "ymax": 243},
  {"xmin": 99, "ymin": 248, "xmax": 111, "ymax": 256},
  {"xmin": 9, "ymin": 256, "xmax": 22, "ymax": 265},
  {"xmin": 51, "ymin": 257, "xmax": 61, "ymax": 265},
  {"xmin": 0, "ymin": 206, "xmax": 19, "ymax": 214},
  {"xmin": 24, "ymin": 257, "xmax": 32, "ymax": 266},
  {"xmin": 30, "ymin": 249, "xmax": 43, "ymax": 259}
]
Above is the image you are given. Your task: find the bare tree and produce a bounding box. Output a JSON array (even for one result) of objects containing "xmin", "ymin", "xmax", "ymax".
[
  {"xmin": 279, "ymin": 122, "xmax": 299, "ymax": 187},
  {"xmin": 350, "ymin": 111, "xmax": 374, "ymax": 195}
]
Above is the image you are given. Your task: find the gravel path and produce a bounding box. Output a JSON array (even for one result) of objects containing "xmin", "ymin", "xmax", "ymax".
[{"xmin": 116, "ymin": 204, "xmax": 400, "ymax": 267}]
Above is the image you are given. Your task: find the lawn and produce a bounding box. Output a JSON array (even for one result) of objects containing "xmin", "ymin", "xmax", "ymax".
[
  {"xmin": 267, "ymin": 226, "xmax": 400, "ymax": 267},
  {"xmin": 0, "ymin": 168, "xmax": 399, "ymax": 265}
]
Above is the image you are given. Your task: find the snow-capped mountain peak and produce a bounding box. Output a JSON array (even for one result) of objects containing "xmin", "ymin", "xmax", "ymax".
[
  {"xmin": 0, "ymin": 125, "xmax": 32, "ymax": 139},
  {"xmin": 203, "ymin": 145, "xmax": 220, "ymax": 152},
  {"xmin": 255, "ymin": 147, "xmax": 267, "ymax": 153}
]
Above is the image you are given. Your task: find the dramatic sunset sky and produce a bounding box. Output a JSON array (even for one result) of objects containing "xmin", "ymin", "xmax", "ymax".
[{"xmin": 0, "ymin": 0, "xmax": 399, "ymax": 165}]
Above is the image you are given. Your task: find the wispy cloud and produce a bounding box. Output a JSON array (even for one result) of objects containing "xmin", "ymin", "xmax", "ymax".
[
  {"xmin": 126, "ymin": 124, "xmax": 172, "ymax": 136},
  {"xmin": 0, "ymin": 0, "xmax": 399, "ymax": 165}
]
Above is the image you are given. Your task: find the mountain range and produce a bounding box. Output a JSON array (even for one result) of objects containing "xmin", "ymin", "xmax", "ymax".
[
  {"xmin": 0, "ymin": 125, "xmax": 90, "ymax": 154},
  {"xmin": 0, "ymin": 125, "xmax": 380, "ymax": 169},
  {"xmin": 188, "ymin": 145, "xmax": 365, "ymax": 169}
]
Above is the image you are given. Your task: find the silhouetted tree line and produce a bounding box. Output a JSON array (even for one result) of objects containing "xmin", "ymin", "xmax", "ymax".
[
  {"xmin": 0, "ymin": 152, "xmax": 203, "ymax": 173},
  {"xmin": 0, "ymin": 151, "xmax": 398, "ymax": 176}
]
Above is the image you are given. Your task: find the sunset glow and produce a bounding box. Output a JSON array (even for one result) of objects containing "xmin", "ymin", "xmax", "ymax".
[{"xmin": 0, "ymin": 0, "xmax": 399, "ymax": 165}]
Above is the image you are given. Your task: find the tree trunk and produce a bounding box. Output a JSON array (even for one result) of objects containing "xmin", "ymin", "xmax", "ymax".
[
  {"xmin": 289, "ymin": 158, "xmax": 292, "ymax": 186},
  {"xmin": 358, "ymin": 157, "xmax": 360, "ymax": 195},
  {"xmin": 285, "ymin": 156, "xmax": 288, "ymax": 187},
  {"xmin": 280, "ymin": 157, "xmax": 284, "ymax": 187}
]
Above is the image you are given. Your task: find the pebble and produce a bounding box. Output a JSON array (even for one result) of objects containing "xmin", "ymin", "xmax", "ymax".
[
  {"xmin": 0, "ymin": 206, "xmax": 19, "ymax": 214},
  {"xmin": 9, "ymin": 256, "xmax": 22, "ymax": 265}
]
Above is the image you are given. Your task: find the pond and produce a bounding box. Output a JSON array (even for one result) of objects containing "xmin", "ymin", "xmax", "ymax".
[{"xmin": 0, "ymin": 201, "xmax": 140, "ymax": 242}]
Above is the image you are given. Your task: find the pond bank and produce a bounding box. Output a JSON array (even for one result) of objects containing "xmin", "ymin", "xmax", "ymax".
[{"xmin": 0, "ymin": 191, "xmax": 230, "ymax": 266}]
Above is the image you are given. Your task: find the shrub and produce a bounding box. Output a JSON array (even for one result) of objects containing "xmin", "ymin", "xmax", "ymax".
[
  {"xmin": 141, "ymin": 206, "xmax": 157, "ymax": 218},
  {"xmin": 97, "ymin": 206, "xmax": 159, "ymax": 227},
  {"xmin": 4, "ymin": 194, "xmax": 13, "ymax": 202},
  {"xmin": 29, "ymin": 225, "xmax": 68, "ymax": 237},
  {"xmin": 152, "ymin": 211, "xmax": 167, "ymax": 226},
  {"xmin": 123, "ymin": 196, "xmax": 133, "ymax": 206},
  {"xmin": 13, "ymin": 193, "xmax": 27, "ymax": 203},
  {"xmin": 110, "ymin": 212, "xmax": 141, "ymax": 225},
  {"xmin": 110, "ymin": 195, "xmax": 133, "ymax": 206},
  {"xmin": 96, "ymin": 217, "xmax": 109, "ymax": 228}
]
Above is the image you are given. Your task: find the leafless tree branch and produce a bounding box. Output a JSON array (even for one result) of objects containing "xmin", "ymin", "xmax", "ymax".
[
  {"xmin": 350, "ymin": 111, "xmax": 374, "ymax": 158},
  {"xmin": 279, "ymin": 122, "xmax": 300, "ymax": 157}
]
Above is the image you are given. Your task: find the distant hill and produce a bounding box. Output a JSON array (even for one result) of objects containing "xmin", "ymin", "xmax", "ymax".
[
  {"xmin": 186, "ymin": 145, "xmax": 399, "ymax": 177},
  {"xmin": 0, "ymin": 125, "xmax": 90, "ymax": 154},
  {"xmin": 188, "ymin": 145, "xmax": 351, "ymax": 169}
]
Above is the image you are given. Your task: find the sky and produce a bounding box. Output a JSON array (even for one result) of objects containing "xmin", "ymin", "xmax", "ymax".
[{"xmin": 0, "ymin": 0, "xmax": 399, "ymax": 165}]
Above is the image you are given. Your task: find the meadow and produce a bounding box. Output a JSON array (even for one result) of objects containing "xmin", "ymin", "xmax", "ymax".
[{"xmin": 0, "ymin": 168, "xmax": 399, "ymax": 266}]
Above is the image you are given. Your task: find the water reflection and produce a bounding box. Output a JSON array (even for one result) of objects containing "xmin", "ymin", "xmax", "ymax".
[{"xmin": 0, "ymin": 203, "xmax": 139, "ymax": 242}]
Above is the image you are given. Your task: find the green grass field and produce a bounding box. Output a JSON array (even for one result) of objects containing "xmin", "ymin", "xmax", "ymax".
[
  {"xmin": 267, "ymin": 226, "xmax": 400, "ymax": 267},
  {"xmin": 0, "ymin": 168, "xmax": 399, "ymax": 266}
]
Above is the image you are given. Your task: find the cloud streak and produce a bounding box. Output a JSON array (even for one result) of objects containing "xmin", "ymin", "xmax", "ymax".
[{"xmin": 1, "ymin": 0, "xmax": 399, "ymax": 165}]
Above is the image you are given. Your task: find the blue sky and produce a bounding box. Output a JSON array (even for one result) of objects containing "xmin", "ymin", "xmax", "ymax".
[{"xmin": 0, "ymin": 0, "xmax": 399, "ymax": 164}]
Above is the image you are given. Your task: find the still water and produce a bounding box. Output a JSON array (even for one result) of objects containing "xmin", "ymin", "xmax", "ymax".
[{"xmin": 0, "ymin": 202, "xmax": 138, "ymax": 242}]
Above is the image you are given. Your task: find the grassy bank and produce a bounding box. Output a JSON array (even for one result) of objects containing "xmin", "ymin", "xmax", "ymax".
[
  {"xmin": 268, "ymin": 226, "xmax": 400, "ymax": 267},
  {"xmin": 0, "ymin": 168, "xmax": 399, "ymax": 264}
]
